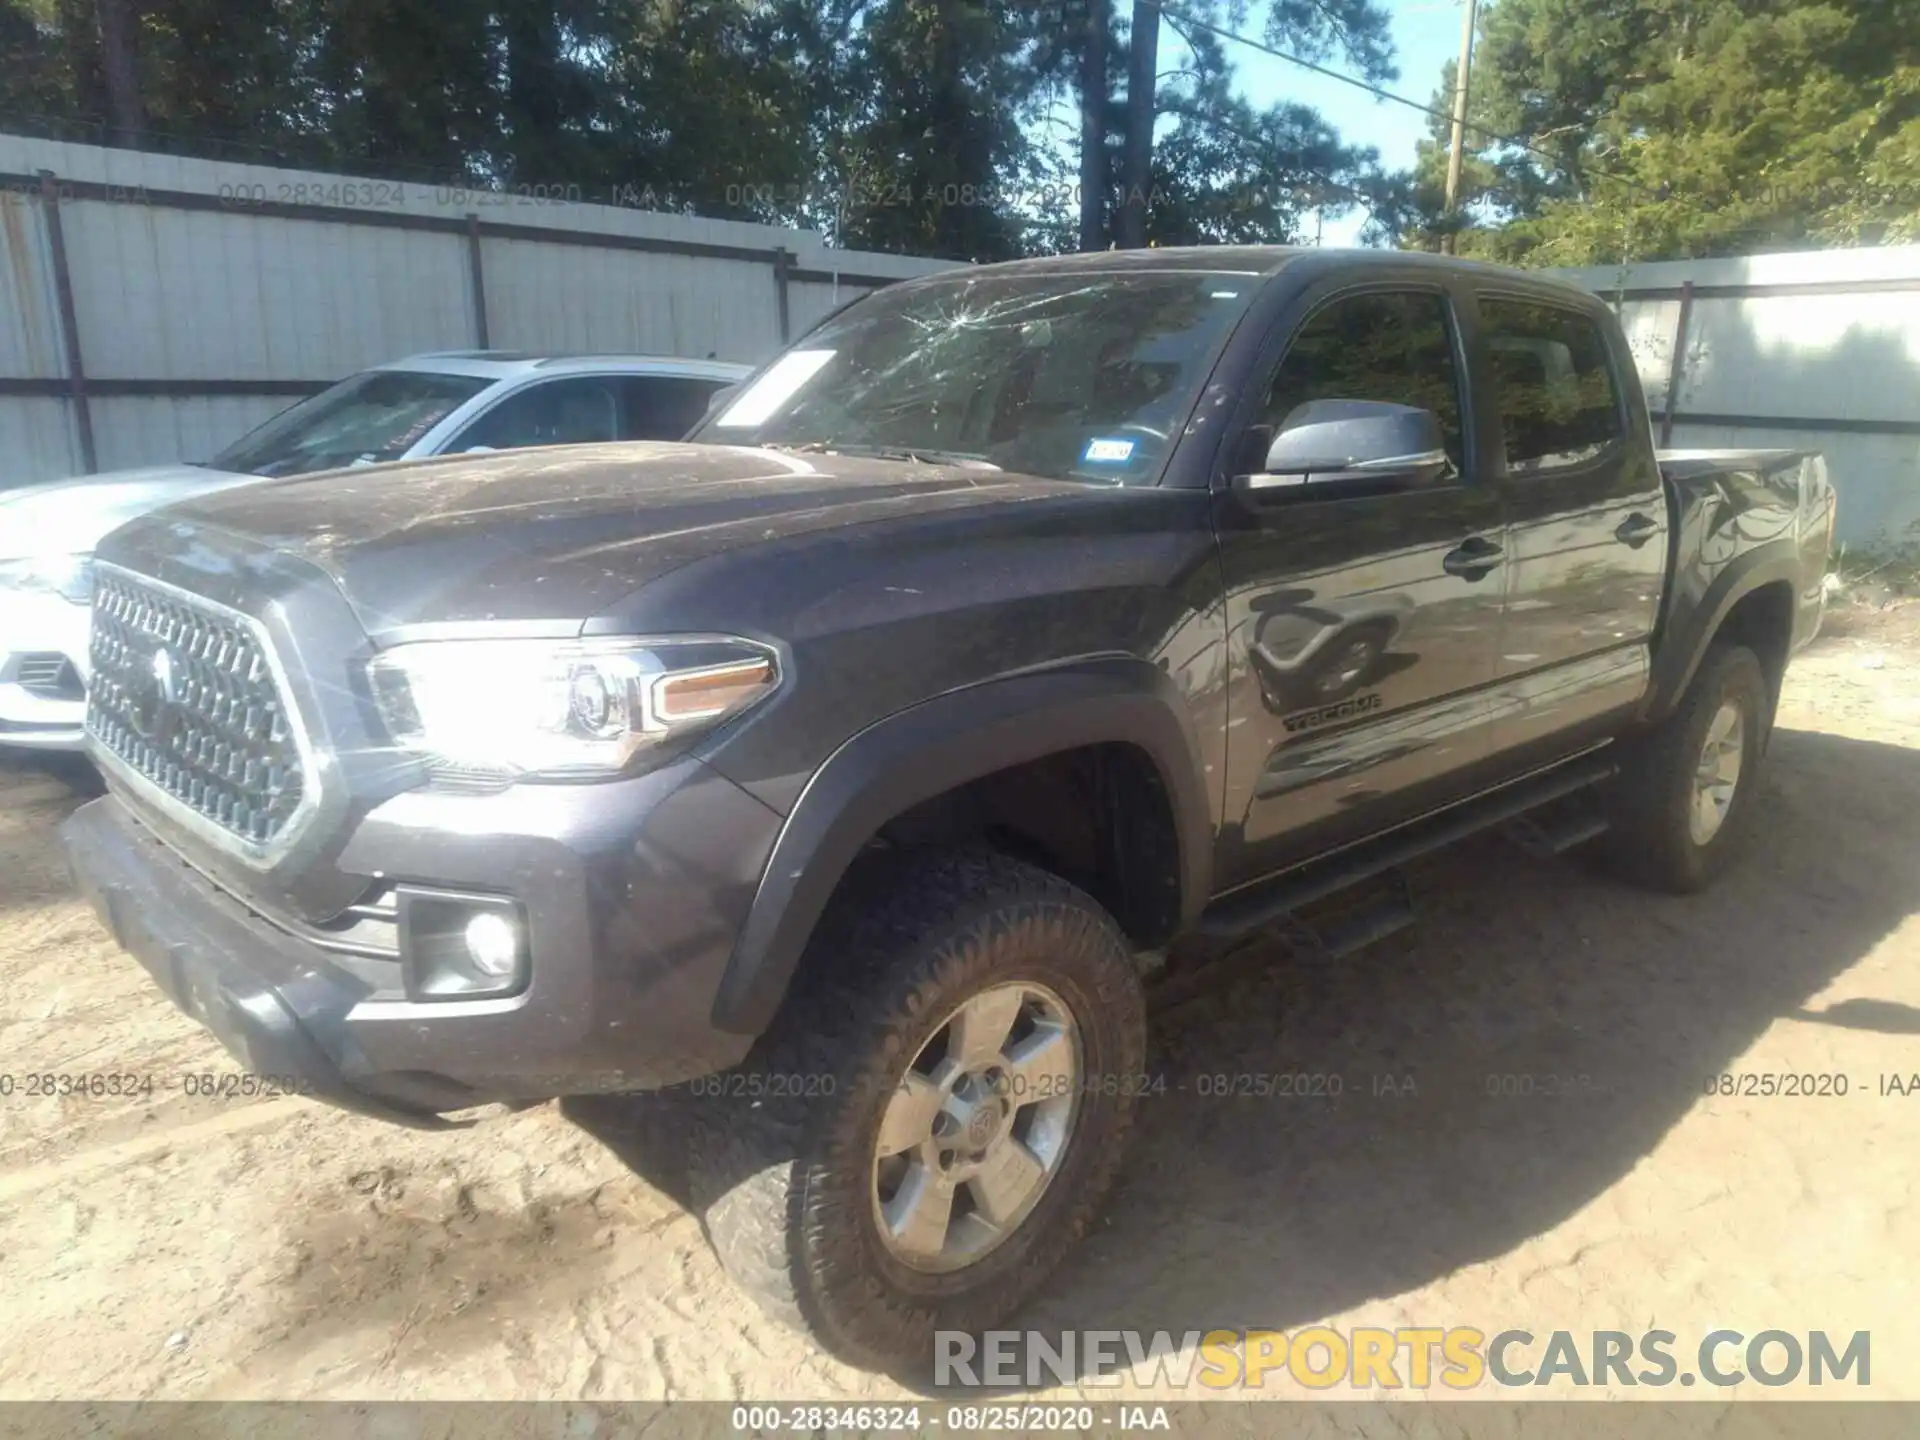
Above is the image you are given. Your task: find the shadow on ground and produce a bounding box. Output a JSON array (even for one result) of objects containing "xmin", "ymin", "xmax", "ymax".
[
  {"xmin": 0, "ymin": 751, "xmax": 101, "ymax": 916},
  {"xmin": 567, "ymin": 725, "xmax": 1920, "ymax": 1383}
]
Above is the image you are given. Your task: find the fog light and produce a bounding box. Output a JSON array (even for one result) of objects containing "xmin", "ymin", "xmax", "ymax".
[
  {"xmin": 464, "ymin": 912, "xmax": 520, "ymax": 978},
  {"xmin": 397, "ymin": 888, "xmax": 528, "ymax": 1001}
]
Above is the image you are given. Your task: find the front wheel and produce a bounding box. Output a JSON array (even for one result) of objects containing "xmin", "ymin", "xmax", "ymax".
[
  {"xmin": 689, "ymin": 850, "xmax": 1147, "ymax": 1372},
  {"xmin": 1597, "ymin": 643, "xmax": 1773, "ymax": 893}
]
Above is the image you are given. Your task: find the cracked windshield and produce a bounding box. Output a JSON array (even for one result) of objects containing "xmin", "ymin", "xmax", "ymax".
[{"xmin": 702, "ymin": 272, "xmax": 1255, "ymax": 483}]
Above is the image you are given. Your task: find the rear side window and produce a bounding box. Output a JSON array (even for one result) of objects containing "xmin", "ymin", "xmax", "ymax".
[
  {"xmin": 1480, "ymin": 298, "xmax": 1624, "ymax": 472},
  {"xmin": 619, "ymin": 376, "xmax": 732, "ymax": 440},
  {"xmin": 1262, "ymin": 290, "xmax": 1466, "ymax": 469},
  {"xmin": 452, "ymin": 378, "xmax": 620, "ymax": 451}
]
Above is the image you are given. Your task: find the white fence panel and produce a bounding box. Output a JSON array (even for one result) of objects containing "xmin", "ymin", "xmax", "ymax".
[
  {"xmin": 1557, "ymin": 245, "xmax": 1920, "ymax": 546},
  {"xmin": 481, "ymin": 240, "xmax": 779, "ymax": 362},
  {"xmin": 0, "ymin": 190, "xmax": 63, "ymax": 381},
  {"xmin": 0, "ymin": 396, "xmax": 77, "ymax": 475},
  {"xmin": 89, "ymin": 395, "xmax": 291, "ymax": 474},
  {"xmin": 789, "ymin": 276, "xmax": 869, "ymax": 337},
  {"xmin": 62, "ymin": 203, "xmax": 475, "ymax": 381}
]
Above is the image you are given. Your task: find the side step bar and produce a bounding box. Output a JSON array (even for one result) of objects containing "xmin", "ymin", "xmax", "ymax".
[
  {"xmin": 1310, "ymin": 867, "xmax": 1418, "ymax": 959},
  {"xmin": 1197, "ymin": 753, "xmax": 1618, "ymax": 943},
  {"xmin": 1502, "ymin": 804, "xmax": 1610, "ymax": 858}
]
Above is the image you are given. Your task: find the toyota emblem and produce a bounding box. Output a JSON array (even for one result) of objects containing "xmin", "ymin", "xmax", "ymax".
[{"xmin": 151, "ymin": 647, "xmax": 178, "ymax": 705}]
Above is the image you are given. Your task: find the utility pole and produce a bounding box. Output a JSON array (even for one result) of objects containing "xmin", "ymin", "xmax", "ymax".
[
  {"xmin": 1118, "ymin": 0, "xmax": 1160, "ymax": 249},
  {"xmin": 96, "ymin": 0, "xmax": 146, "ymax": 148},
  {"xmin": 1442, "ymin": 0, "xmax": 1478, "ymax": 254}
]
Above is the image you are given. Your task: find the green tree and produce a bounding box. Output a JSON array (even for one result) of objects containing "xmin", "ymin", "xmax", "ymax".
[
  {"xmin": 1145, "ymin": 21, "xmax": 1385, "ymax": 246},
  {"xmin": 1401, "ymin": 0, "xmax": 1920, "ymax": 263},
  {"xmin": 1038, "ymin": 0, "xmax": 1399, "ymax": 251},
  {"xmin": 0, "ymin": 0, "xmax": 1414, "ymax": 260},
  {"xmin": 0, "ymin": 3, "xmax": 73, "ymax": 122},
  {"xmin": 815, "ymin": 0, "xmax": 1057, "ymax": 259}
]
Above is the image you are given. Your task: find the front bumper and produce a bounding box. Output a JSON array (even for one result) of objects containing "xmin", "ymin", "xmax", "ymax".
[
  {"xmin": 63, "ymin": 752, "xmax": 783, "ymax": 1122},
  {"xmin": 0, "ymin": 589, "xmax": 91, "ymax": 750}
]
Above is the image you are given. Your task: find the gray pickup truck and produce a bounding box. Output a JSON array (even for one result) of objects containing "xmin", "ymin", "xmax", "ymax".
[{"xmin": 63, "ymin": 247, "xmax": 1833, "ymax": 1370}]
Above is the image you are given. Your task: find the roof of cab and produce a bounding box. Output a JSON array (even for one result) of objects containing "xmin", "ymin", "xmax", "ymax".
[
  {"xmin": 883, "ymin": 244, "xmax": 1606, "ymax": 310},
  {"xmin": 937, "ymin": 245, "xmax": 1308, "ymax": 277}
]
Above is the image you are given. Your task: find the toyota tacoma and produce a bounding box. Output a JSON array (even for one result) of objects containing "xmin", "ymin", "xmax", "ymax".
[{"xmin": 62, "ymin": 248, "xmax": 1834, "ymax": 1370}]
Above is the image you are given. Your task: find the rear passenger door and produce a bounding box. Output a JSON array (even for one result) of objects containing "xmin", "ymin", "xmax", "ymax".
[
  {"xmin": 1214, "ymin": 280, "xmax": 1507, "ymax": 891},
  {"xmin": 1475, "ymin": 293, "xmax": 1667, "ymax": 760},
  {"xmin": 617, "ymin": 375, "xmax": 735, "ymax": 440}
]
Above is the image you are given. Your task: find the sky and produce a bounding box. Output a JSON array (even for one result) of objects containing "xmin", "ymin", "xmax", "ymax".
[{"xmin": 1209, "ymin": 0, "xmax": 1471, "ymax": 244}]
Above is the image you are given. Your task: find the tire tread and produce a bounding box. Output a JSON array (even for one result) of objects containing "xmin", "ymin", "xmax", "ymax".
[{"xmin": 689, "ymin": 847, "xmax": 1146, "ymax": 1371}]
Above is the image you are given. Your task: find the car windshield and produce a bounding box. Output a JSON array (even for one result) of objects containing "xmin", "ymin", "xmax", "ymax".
[
  {"xmin": 694, "ymin": 270, "xmax": 1258, "ymax": 484},
  {"xmin": 209, "ymin": 370, "xmax": 491, "ymax": 477}
]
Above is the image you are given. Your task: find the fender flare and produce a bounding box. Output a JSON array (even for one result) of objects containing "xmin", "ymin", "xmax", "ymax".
[
  {"xmin": 1641, "ymin": 543, "xmax": 1801, "ymax": 726},
  {"xmin": 709, "ymin": 656, "xmax": 1214, "ymax": 1035}
]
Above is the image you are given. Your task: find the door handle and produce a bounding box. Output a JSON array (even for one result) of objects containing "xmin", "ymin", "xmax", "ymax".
[
  {"xmin": 1442, "ymin": 536, "xmax": 1503, "ymax": 580},
  {"xmin": 1616, "ymin": 513, "xmax": 1661, "ymax": 548}
]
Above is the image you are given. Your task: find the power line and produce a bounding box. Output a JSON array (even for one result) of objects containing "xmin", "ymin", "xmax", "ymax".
[{"xmin": 1145, "ymin": 0, "xmax": 1652, "ymax": 197}]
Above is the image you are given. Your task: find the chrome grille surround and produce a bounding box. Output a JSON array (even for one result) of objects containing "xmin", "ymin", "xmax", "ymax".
[{"xmin": 86, "ymin": 563, "xmax": 318, "ymax": 861}]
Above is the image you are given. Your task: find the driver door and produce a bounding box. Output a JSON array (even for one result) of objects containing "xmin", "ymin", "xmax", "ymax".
[{"xmin": 1213, "ymin": 281, "xmax": 1508, "ymax": 890}]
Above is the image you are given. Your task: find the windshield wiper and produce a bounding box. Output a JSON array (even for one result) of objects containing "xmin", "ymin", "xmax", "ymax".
[
  {"xmin": 766, "ymin": 441, "xmax": 999, "ymax": 470},
  {"xmin": 855, "ymin": 446, "xmax": 1000, "ymax": 469}
]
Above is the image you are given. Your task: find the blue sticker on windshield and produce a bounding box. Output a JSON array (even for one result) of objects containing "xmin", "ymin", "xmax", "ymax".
[{"xmin": 1083, "ymin": 437, "xmax": 1137, "ymax": 465}]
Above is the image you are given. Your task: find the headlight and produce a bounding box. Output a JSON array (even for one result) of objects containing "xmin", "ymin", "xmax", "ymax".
[
  {"xmin": 367, "ymin": 635, "xmax": 781, "ymax": 784},
  {"xmin": 0, "ymin": 553, "xmax": 94, "ymax": 604}
]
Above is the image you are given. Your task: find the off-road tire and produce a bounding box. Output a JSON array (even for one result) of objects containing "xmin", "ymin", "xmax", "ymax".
[
  {"xmin": 1597, "ymin": 642, "xmax": 1773, "ymax": 893},
  {"xmin": 687, "ymin": 848, "xmax": 1147, "ymax": 1373}
]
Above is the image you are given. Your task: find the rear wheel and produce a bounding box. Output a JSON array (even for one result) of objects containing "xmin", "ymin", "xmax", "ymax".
[
  {"xmin": 1598, "ymin": 643, "xmax": 1773, "ymax": 893},
  {"xmin": 690, "ymin": 849, "xmax": 1147, "ymax": 1371}
]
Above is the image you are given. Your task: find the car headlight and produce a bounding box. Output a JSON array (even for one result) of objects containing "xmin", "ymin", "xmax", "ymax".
[
  {"xmin": 0, "ymin": 553, "xmax": 94, "ymax": 604},
  {"xmin": 366, "ymin": 635, "xmax": 781, "ymax": 784}
]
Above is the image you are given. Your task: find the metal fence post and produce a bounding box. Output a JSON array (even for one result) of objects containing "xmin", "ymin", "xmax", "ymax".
[
  {"xmin": 466, "ymin": 213, "xmax": 490, "ymax": 349},
  {"xmin": 774, "ymin": 246, "xmax": 793, "ymax": 344},
  {"xmin": 1659, "ymin": 280, "xmax": 1695, "ymax": 448},
  {"xmin": 36, "ymin": 170, "xmax": 97, "ymax": 472}
]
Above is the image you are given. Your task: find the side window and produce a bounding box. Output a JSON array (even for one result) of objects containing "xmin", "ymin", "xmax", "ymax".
[
  {"xmin": 618, "ymin": 376, "xmax": 732, "ymax": 440},
  {"xmin": 451, "ymin": 378, "xmax": 620, "ymax": 452},
  {"xmin": 1262, "ymin": 290, "xmax": 1466, "ymax": 469},
  {"xmin": 1480, "ymin": 298, "xmax": 1624, "ymax": 473}
]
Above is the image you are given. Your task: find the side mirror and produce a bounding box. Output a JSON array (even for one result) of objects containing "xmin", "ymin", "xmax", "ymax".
[
  {"xmin": 1233, "ymin": 400, "xmax": 1452, "ymax": 503},
  {"xmin": 704, "ymin": 384, "xmax": 740, "ymax": 416}
]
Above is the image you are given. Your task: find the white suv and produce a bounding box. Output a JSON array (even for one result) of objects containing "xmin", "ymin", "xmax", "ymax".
[{"xmin": 0, "ymin": 351, "xmax": 749, "ymax": 751}]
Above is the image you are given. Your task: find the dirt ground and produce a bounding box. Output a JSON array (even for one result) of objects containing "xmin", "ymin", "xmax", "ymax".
[{"xmin": 2, "ymin": 608, "xmax": 1917, "ymax": 1403}]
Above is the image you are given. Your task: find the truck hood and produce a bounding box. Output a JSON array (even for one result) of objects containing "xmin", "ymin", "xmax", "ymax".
[
  {"xmin": 120, "ymin": 442, "xmax": 1090, "ymax": 639},
  {"xmin": 0, "ymin": 464, "xmax": 255, "ymax": 560}
]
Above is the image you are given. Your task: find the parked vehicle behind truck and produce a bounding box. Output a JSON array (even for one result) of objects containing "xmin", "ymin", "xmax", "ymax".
[
  {"xmin": 63, "ymin": 248, "xmax": 1834, "ymax": 1371},
  {"xmin": 0, "ymin": 351, "xmax": 746, "ymax": 751}
]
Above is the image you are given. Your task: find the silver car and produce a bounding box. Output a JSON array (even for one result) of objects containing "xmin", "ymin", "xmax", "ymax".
[{"xmin": 0, "ymin": 351, "xmax": 749, "ymax": 750}]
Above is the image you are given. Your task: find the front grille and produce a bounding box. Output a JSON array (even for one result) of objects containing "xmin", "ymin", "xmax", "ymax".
[
  {"xmin": 87, "ymin": 569, "xmax": 308, "ymax": 848},
  {"xmin": 15, "ymin": 653, "xmax": 83, "ymax": 701}
]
